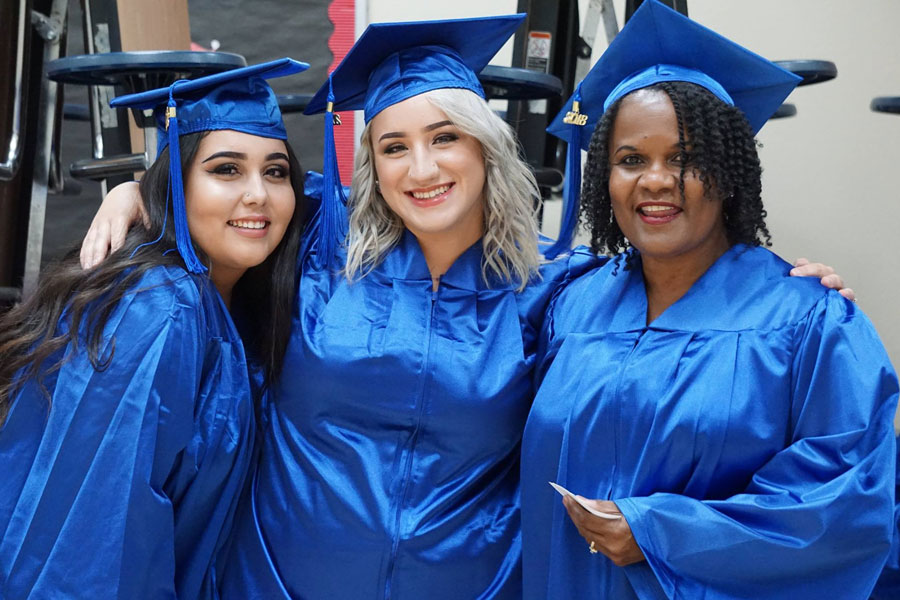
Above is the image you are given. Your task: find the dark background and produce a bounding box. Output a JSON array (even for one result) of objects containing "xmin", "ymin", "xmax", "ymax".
[{"xmin": 45, "ymin": 0, "xmax": 332, "ymax": 264}]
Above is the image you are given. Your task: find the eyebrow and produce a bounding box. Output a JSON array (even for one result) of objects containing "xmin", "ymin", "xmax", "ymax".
[
  {"xmin": 201, "ymin": 151, "xmax": 289, "ymax": 163},
  {"xmin": 612, "ymin": 145, "xmax": 637, "ymax": 154},
  {"xmin": 612, "ymin": 142, "xmax": 684, "ymax": 154},
  {"xmin": 425, "ymin": 120, "xmax": 453, "ymax": 131},
  {"xmin": 378, "ymin": 120, "xmax": 455, "ymax": 142}
]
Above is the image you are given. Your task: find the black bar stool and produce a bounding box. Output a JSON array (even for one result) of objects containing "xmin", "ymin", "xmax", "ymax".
[
  {"xmin": 769, "ymin": 59, "xmax": 837, "ymax": 120},
  {"xmin": 47, "ymin": 50, "xmax": 246, "ymax": 181},
  {"xmin": 479, "ymin": 65, "xmax": 566, "ymax": 189},
  {"xmin": 277, "ymin": 94, "xmax": 314, "ymax": 114},
  {"xmin": 871, "ymin": 97, "xmax": 900, "ymax": 115}
]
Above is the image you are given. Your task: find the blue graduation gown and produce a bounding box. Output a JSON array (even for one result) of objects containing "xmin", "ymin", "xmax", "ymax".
[
  {"xmin": 221, "ymin": 231, "xmax": 599, "ymax": 599},
  {"xmin": 871, "ymin": 436, "xmax": 900, "ymax": 599},
  {"xmin": 522, "ymin": 245, "xmax": 898, "ymax": 600},
  {"xmin": 0, "ymin": 266, "xmax": 254, "ymax": 600}
]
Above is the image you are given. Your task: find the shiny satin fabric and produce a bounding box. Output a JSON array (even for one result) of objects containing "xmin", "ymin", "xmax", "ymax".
[
  {"xmin": 522, "ymin": 245, "xmax": 899, "ymax": 600},
  {"xmin": 221, "ymin": 231, "xmax": 600, "ymax": 599},
  {"xmin": 872, "ymin": 437, "xmax": 900, "ymax": 599},
  {"xmin": 0, "ymin": 267, "xmax": 254, "ymax": 599}
]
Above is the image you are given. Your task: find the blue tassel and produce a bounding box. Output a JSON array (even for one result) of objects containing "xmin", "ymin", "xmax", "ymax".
[
  {"xmin": 166, "ymin": 92, "xmax": 207, "ymax": 274},
  {"xmin": 543, "ymin": 87, "xmax": 585, "ymax": 259},
  {"xmin": 315, "ymin": 74, "xmax": 348, "ymax": 269}
]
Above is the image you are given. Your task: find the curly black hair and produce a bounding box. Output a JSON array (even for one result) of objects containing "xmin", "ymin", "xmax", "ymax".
[{"xmin": 579, "ymin": 80, "xmax": 772, "ymax": 258}]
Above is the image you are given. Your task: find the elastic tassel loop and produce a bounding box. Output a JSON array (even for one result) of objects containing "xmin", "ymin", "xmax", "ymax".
[
  {"xmin": 315, "ymin": 74, "xmax": 348, "ymax": 269},
  {"xmin": 543, "ymin": 90, "xmax": 585, "ymax": 259},
  {"xmin": 129, "ymin": 199, "xmax": 168, "ymax": 259},
  {"xmin": 166, "ymin": 93, "xmax": 207, "ymax": 274}
]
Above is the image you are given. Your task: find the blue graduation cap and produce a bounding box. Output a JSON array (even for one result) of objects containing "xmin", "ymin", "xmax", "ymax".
[
  {"xmin": 303, "ymin": 14, "xmax": 525, "ymax": 268},
  {"xmin": 109, "ymin": 57, "xmax": 309, "ymax": 273},
  {"xmin": 543, "ymin": 0, "xmax": 801, "ymax": 258}
]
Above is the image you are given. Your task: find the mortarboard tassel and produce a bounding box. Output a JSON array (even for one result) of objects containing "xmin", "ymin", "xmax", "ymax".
[
  {"xmin": 315, "ymin": 74, "xmax": 348, "ymax": 269},
  {"xmin": 543, "ymin": 86, "xmax": 586, "ymax": 259},
  {"xmin": 166, "ymin": 91, "xmax": 207, "ymax": 274}
]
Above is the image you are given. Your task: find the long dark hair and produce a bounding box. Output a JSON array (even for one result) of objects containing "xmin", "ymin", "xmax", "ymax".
[
  {"xmin": 580, "ymin": 80, "xmax": 771, "ymax": 259},
  {"xmin": 0, "ymin": 131, "xmax": 306, "ymax": 424}
]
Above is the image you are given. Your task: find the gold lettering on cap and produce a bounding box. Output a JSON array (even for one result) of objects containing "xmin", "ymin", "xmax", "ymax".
[{"xmin": 562, "ymin": 100, "xmax": 588, "ymax": 126}]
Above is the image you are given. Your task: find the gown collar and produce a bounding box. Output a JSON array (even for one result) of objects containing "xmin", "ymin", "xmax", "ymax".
[
  {"xmin": 377, "ymin": 230, "xmax": 514, "ymax": 292},
  {"xmin": 610, "ymin": 244, "xmax": 770, "ymax": 332}
]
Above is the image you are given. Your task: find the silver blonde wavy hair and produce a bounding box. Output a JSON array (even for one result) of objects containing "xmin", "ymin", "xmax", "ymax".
[{"xmin": 344, "ymin": 88, "xmax": 542, "ymax": 291}]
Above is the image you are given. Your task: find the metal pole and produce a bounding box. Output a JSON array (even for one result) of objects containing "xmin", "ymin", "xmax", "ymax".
[
  {"xmin": 575, "ymin": 0, "xmax": 619, "ymax": 85},
  {"xmin": 22, "ymin": 0, "xmax": 67, "ymax": 299},
  {"xmin": 0, "ymin": 0, "xmax": 28, "ymax": 181},
  {"xmin": 600, "ymin": 0, "xmax": 620, "ymax": 44}
]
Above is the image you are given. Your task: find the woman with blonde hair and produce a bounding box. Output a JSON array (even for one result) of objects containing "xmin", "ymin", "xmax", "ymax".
[
  {"xmin": 220, "ymin": 16, "xmax": 588, "ymax": 598},
  {"xmin": 344, "ymin": 85, "xmax": 542, "ymax": 289}
]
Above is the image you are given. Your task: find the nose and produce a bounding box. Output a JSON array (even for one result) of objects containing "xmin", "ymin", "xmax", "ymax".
[
  {"xmin": 408, "ymin": 145, "xmax": 439, "ymax": 183},
  {"xmin": 639, "ymin": 160, "xmax": 677, "ymax": 194},
  {"xmin": 242, "ymin": 174, "xmax": 268, "ymax": 205}
]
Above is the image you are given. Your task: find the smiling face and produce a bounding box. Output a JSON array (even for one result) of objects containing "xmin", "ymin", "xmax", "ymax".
[
  {"xmin": 369, "ymin": 93, "xmax": 486, "ymax": 249},
  {"xmin": 608, "ymin": 88, "xmax": 729, "ymax": 265},
  {"xmin": 184, "ymin": 129, "xmax": 295, "ymax": 295}
]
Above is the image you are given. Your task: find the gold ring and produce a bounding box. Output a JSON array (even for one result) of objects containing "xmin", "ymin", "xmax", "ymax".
[{"xmin": 589, "ymin": 540, "xmax": 598, "ymax": 554}]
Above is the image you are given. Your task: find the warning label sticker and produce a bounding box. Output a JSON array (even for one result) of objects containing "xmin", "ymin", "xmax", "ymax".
[{"xmin": 526, "ymin": 31, "xmax": 552, "ymax": 73}]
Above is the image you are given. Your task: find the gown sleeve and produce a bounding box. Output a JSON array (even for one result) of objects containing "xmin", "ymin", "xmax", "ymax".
[
  {"xmin": 0, "ymin": 273, "xmax": 250, "ymax": 600},
  {"xmin": 614, "ymin": 292, "xmax": 899, "ymax": 600}
]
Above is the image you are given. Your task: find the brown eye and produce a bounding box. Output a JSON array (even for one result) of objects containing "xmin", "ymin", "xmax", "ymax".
[
  {"xmin": 266, "ymin": 165, "xmax": 289, "ymax": 179},
  {"xmin": 210, "ymin": 163, "xmax": 239, "ymax": 176},
  {"xmin": 433, "ymin": 132, "xmax": 459, "ymax": 145},
  {"xmin": 671, "ymin": 151, "xmax": 692, "ymax": 166}
]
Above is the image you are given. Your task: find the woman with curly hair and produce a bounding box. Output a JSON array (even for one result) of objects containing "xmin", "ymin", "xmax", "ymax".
[
  {"xmin": 0, "ymin": 60, "xmax": 307, "ymax": 599},
  {"xmin": 578, "ymin": 80, "xmax": 771, "ymax": 263},
  {"xmin": 521, "ymin": 2, "xmax": 898, "ymax": 599}
]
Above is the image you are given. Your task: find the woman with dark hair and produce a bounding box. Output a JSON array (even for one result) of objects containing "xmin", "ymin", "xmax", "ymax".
[
  {"xmin": 521, "ymin": 3, "xmax": 898, "ymax": 599},
  {"xmin": 580, "ymin": 80, "xmax": 771, "ymax": 262},
  {"xmin": 0, "ymin": 59, "xmax": 307, "ymax": 599}
]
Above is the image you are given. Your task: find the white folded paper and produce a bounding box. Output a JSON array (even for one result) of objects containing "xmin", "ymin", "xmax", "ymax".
[{"xmin": 549, "ymin": 482, "xmax": 621, "ymax": 520}]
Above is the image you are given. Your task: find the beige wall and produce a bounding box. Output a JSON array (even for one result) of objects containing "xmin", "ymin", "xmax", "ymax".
[
  {"xmin": 684, "ymin": 1, "xmax": 900, "ymax": 375},
  {"xmin": 363, "ymin": 0, "xmax": 900, "ymax": 374}
]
